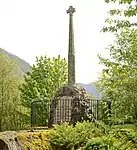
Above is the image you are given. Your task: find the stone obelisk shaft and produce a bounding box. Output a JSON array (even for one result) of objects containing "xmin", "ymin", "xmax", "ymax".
[{"xmin": 67, "ymin": 6, "xmax": 75, "ymax": 85}]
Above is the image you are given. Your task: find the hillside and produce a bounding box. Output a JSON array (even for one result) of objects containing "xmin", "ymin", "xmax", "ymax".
[
  {"xmin": 1, "ymin": 49, "xmax": 30, "ymax": 73},
  {"xmin": 78, "ymin": 83, "xmax": 101, "ymax": 99},
  {"xmin": 1, "ymin": 49, "xmax": 100, "ymax": 98}
]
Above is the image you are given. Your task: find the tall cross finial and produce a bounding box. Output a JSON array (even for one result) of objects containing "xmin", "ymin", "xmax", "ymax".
[
  {"xmin": 67, "ymin": 6, "xmax": 76, "ymax": 85},
  {"xmin": 67, "ymin": 6, "xmax": 76, "ymax": 15}
]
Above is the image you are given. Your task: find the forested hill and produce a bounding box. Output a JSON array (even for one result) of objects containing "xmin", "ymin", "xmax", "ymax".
[
  {"xmin": 1, "ymin": 49, "xmax": 100, "ymax": 98},
  {"xmin": 1, "ymin": 49, "xmax": 30, "ymax": 73}
]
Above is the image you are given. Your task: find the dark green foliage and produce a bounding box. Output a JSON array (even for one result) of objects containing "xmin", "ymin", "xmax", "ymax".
[{"xmin": 97, "ymin": 100, "xmax": 111, "ymax": 125}]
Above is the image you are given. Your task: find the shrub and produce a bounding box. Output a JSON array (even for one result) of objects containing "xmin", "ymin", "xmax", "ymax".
[
  {"xmin": 50, "ymin": 121, "xmax": 105, "ymax": 150},
  {"xmin": 85, "ymin": 136, "xmax": 121, "ymax": 150},
  {"xmin": 85, "ymin": 127, "xmax": 137, "ymax": 150},
  {"xmin": 108, "ymin": 115, "xmax": 134, "ymax": 126},
  {"xmin": 15, "ymin": 121, "xmax": 137, "ymax": 150},
  {"xmin": 110, "ymin": 128, "xmax": 137, "ymax": 149}
]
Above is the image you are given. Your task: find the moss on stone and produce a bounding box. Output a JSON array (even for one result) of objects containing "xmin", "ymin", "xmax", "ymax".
[{"xmin": 17, "ymin": 130, "xmax": 54, "ymax": 150}]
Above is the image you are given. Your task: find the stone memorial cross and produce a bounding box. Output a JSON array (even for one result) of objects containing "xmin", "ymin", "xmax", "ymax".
[{"xmin": 67, "ymin": 6, "xmax": 76, "ymax": 85}]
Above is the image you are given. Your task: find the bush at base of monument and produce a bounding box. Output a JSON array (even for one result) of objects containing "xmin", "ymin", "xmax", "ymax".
[{"xmin": 1, "ymin": 121, "xmax": 137, "ymax": 150}]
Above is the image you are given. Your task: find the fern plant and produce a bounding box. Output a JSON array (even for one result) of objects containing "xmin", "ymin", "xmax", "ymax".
[{"xmin": 50, "ymin": 121, "xmax": 104, "ymax": 150}]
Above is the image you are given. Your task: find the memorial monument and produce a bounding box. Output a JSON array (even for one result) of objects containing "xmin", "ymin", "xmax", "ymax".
[
  {"xmin": 67, "ymin": 6, "xmax": 75, "ymax": 85},
  {"xmin": 48, "ymin": 6, "xmax": 93, "ymax": 127}
]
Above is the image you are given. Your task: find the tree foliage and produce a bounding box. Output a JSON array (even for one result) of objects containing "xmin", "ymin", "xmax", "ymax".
[
  {"xmin": 103, "ymin": 0, "xmax": 137, "ymax": 32},
  {"xmin": 20, "ymin": 55, "xmax": 67, "ymax": 125},
  {"xmin": 0, "ymin": 49, "xmax": 26, "ymax": 131},
  {"xmin": 98, "ymin": 0, "xmax": 137, "ymax": 121},
  {"xmin": 97, "ymin": 28, "xmax": 137, "ymax": 119}
]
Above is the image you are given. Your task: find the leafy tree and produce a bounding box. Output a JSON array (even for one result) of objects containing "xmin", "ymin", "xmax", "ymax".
[
  {"xmin": 20, "ymin": 55, "xmax": 67, "ymax": 126},
  {"xmin": 0, "ymin": 49, "xmax": 25, "ymax": 131},
  {"xmin": 103, "ymin": 0, "xmax": 137, "ymax": 32},
  {"xmin": 97, "ymin": 28, "xmax": 137, "ymax": 120}
]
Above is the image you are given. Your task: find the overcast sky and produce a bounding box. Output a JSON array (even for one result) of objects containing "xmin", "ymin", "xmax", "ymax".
[{"xmin": 0, "ymin": 0, "xmax": 115, "ymax": 84}]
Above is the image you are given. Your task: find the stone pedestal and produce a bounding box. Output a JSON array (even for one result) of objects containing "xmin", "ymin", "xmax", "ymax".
[{"xmin": 48, "ymin": 85, "xmax": 94, "ymax": 127}]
